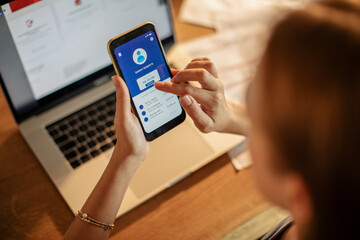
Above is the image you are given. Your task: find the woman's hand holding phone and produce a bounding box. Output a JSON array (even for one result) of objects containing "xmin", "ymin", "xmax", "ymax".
[
  {"xmin": 64, "ymin": 76, "xmax": 148, "ymax": 240},
  {"xmin": 155, "ymin": 58, "xmax": 249, "ymax": 136},
  {"xmin": 111, "ymin": 75, "xmax": 149, "ymax": 167}
]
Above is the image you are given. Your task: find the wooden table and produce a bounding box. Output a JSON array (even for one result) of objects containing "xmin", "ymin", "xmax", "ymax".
[{"xmin": 0, "ymin": 1, "xmax": 270, "ymax": 239}]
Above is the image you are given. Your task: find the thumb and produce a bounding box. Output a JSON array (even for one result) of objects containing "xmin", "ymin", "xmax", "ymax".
[
  {"xmin": 112, "ymin": 75, "xmax": 131, "ymax": 119},
  {"xmin": 180, "ymin": 95, "xmax": 213, "ymax": 132}
]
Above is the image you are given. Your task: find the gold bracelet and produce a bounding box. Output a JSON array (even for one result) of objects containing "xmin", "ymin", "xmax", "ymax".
[{"xmin": 76, "ymin": 210, "xmax": 114, "ymax": 231}]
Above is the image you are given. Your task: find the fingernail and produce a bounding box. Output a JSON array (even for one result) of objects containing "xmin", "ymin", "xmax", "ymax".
[
  {"xmin": 111, "ymin": 76, "xmax": 118, "ymax": 87},
  {"xmin": 171, "ymin": 76, "xmax": 178, "ymax": 83},
  {"xmin": 181, "ymin": 95, "xmax": 192, "ymax": 107}
]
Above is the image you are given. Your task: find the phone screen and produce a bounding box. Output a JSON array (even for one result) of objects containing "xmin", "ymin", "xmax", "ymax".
[{"xmin": 113, "ymin": 30, "xmax": 183, "ymax": 134}]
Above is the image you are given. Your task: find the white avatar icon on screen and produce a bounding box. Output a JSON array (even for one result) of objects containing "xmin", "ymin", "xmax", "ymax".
[{"xmin": 133, "ymin": 48, "xmax": 147, "ymax": 65}]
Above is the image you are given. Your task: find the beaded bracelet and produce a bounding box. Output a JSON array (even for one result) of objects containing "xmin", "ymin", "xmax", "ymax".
[{"xmin": 76, "ymin": 210, "xmax": 114, "ymax": 231}]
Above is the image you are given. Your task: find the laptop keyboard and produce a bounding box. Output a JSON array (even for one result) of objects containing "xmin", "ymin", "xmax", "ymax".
[{"xmin": 46, "ymin": 93, "xmax": 117, "ymax": 169}]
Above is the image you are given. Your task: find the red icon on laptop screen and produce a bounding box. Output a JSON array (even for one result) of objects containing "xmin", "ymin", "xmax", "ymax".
[
  {"xmin": 26, "ymin": 19, "xmax": 33, "ymax": 28},
  {"xmin": 9, "ymin": 0, "xmax": 41, "ymax": 13},
  {"xmin": 75, "ymin": 0, "xmax": 82, "ymax": 6}
]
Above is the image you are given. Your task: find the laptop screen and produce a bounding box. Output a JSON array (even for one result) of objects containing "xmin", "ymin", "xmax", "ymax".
[{"xmin": 0, "ymin": 0, "xmax": 174, "ymax": 123}]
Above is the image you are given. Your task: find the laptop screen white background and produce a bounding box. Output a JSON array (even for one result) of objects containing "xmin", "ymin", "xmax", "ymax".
[{"xmin": 1, "ymin": 0, "xmax": 172, "ymax": 100}]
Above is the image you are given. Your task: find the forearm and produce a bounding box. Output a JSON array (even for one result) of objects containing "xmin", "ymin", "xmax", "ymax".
[
  {"xmin": 64, "ymin": 149, "xmax": 143, "ymax": 240},
  {"xmin": 223, "ymin": 99, "xmax": 250, "ymax": 136}
]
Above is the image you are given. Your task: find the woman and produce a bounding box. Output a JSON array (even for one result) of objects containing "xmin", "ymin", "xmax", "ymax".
[{"xmin": 65, "ymin": 1, "xmax": 360, "ymax": 239}]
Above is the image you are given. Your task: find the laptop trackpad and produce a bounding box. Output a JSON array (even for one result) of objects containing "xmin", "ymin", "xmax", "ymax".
[{"xmin": 129, "ymin": 121, "xmax": 214, "ymax": 198}]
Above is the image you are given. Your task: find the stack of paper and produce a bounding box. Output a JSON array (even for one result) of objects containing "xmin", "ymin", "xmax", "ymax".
[
  {"xmin": 174, "ymin": 25, "xmax": 267, "ymax": 104},
  {"xmin": 180, "ymin": 0, "xmax": 310, "ymax": 30}
]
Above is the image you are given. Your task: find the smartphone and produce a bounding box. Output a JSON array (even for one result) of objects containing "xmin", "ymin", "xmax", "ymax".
[{"xmin": 107, "ymin": 22, "xmax": 186, "ymax": 141}]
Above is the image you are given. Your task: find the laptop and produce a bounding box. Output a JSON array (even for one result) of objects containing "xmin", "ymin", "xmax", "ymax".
[{"xmin": 0, "ymin": 0, "xmax": 243, "ymax": 217}]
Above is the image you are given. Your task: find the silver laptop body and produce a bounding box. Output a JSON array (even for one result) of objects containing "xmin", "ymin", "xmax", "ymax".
[{"xmin": 0, "ymin": 0, "xmax": 243, "ymax": 217}]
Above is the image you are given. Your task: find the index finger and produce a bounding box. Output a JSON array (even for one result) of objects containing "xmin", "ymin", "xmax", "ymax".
[{"xmin": 172, "ymin": 69, "xmax": 219, "ymax": 91}]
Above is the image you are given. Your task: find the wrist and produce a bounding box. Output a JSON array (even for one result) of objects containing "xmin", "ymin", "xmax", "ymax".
[
  {"xmin": 224, "ymin": 100, "xmax": 250, "ymax": 136},
  {"xmin": 109, "ymin": 146, "xmax": 145, "ymax": 173}
]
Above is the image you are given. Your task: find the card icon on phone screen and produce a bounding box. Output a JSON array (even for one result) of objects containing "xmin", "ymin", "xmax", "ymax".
[{"xmin": 136, "ymin": 69, "xmax": 160, "ymax": 90}]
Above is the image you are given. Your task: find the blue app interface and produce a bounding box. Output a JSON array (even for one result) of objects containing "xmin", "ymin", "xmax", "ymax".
[{"xmin": 115, "ymin": 31, "xmax": 182, "ymax": 133}]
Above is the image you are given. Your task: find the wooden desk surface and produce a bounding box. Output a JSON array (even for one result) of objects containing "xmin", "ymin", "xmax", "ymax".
[{"xmin": 0, "ymin": 1, "xmax": 270, "ymax": 239}]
